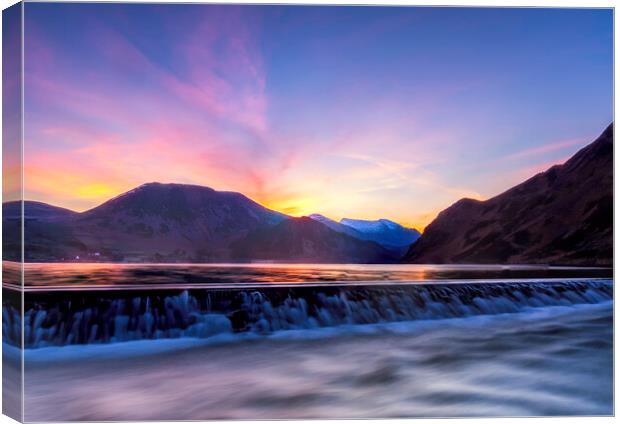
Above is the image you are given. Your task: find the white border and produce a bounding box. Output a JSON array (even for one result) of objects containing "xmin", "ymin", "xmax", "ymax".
[{"xmin": 0, "ymin": 1, "xmax": 616, "ymax": 424}]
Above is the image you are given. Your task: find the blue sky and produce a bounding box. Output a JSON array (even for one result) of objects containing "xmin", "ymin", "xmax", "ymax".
[{"xmin": 23, "ymin": 4, "xmax": 613, "ymax": 228}]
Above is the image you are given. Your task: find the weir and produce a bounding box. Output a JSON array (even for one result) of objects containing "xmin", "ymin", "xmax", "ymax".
[{"xmin": 3, "ymin": 279, "xmax": 613, "ymax": 348}]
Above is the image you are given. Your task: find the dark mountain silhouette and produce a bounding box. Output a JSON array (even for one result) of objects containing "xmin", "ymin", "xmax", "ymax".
[
  {"xmin": 3, "ymin": 201, "xmax": 82, "ymax": 262},
  {"xmin": 67, "ymin": 182, "xmax": 288, "ymax": 262},
  {"xmin": 232, "ymin": 216, "xmax": 394, "ymax": 263},
  {"xmin": 3, "ymin": 201, "xmax": 77, "ymax": 220},
  {"xmin": 405, "ymin": 123, "xmax": 613, "ymax": 266},
  {"xmin": 3, "ymin": 121, "xmax": 613, "ymax": 266},
  {"xmin": 4, "ymin": 183, "xmax": 397, "ymax": 263}
]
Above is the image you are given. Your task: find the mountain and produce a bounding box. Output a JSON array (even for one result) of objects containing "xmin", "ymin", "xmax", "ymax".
[
  {"xmin": 10, "ymin": 182, "xmax": 289, "ymax": 262},
  {"xmin": 232, "ymin": 216, "xmax": 395, "ymax": 263},
  {"xmin": 340, "ymin": 218, "xmax": 421, "ymax": 251},
  {"xmin": 309, "ymin": 214, "xmax": 420, "ymax": 255},
  {"xmin": 405, "ymin": 123, "xmax": 613, "ymax": 266},
  {"xmin": 4, "ymin": 183, "xmax": 396, "ymax": 263},
  {"xmin": 3, "ymin": 201, "xmax": 77, "ymax": 220},
  {"xmin": 3, "ymin": 201, "xmax": 82, "ymax": 261},
  {"xmin": 72, "ymin": 182, "xmax": 288, "ymax": 261},
  {"xmin": 308, "ymin": 214, "xmax": 364, "ymax": 238}
]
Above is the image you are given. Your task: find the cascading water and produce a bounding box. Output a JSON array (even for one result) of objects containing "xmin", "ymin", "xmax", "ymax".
[{"xmin": 5, "ymin": 279, "xmax": 612, "ymax": 348}]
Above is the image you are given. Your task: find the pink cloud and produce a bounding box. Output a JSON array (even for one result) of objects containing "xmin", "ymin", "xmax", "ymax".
[
  {"xmin": 503, "ymin": 138, "xmax": 585, "ymax": 161},
  {"xmin": 23, "ymin": 9, "xmax": 284, "ymax": 212}
]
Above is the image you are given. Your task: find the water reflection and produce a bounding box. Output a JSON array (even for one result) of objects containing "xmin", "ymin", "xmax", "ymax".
[{"xmin": 3, "ymin": 261, "xmax": 612, "ymax": 290}]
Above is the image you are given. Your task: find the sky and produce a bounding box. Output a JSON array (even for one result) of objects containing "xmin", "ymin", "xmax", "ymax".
[{"xmin": 21, "ymin": 4, "xmax": 612, "ymax": 230}]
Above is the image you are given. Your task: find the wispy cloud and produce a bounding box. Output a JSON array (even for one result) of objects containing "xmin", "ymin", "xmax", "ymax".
[
  {"xmin": 503, "ymin": 138, "xmax": 584, "ymax": 161},
  {"xmin": 24, "ymin": 7, "xmax": 279, "ymax": 210},
  {"xmin": 22, "ymin": 5, "xmax": 612, "ymax": 229}
]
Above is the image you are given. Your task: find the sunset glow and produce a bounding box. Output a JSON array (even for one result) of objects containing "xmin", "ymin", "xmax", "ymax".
[{"xmin": 23, "ymin": 5, "xmax": 612, "ymax": 230}]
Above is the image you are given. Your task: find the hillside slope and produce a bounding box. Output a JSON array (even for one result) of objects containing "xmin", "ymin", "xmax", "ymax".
[
  {"xmin": 405, "ymin": 124, "xmax": 613, "ymax": 266},
  {"xmin": 4, "ymin": 183, "xmax": 397, "ymax": 263}
]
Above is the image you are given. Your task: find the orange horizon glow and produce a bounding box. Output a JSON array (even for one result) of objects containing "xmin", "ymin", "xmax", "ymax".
[
  {"xmin": 21, "ymin": 143, "xmax": 573, "ymax": 231},
  {"xmin": 23, "ymin": 177, "xmax": 437, "ymax": 231}
]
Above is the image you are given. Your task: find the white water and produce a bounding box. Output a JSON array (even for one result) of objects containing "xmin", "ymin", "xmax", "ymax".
[
  {"xmin": 10, "ymin": 279, "xmax": 612, "ymax": 348},
  {"xmin": 20, "ymin": 301, "xmax": 613, "ymax": 420},
  {"xmin": 5, "ymin": 264, "xmax": 612, "ymax": 419}
]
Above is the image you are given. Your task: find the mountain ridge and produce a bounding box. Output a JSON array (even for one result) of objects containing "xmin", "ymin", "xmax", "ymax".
[
  {"xmin": 3, "ymin": 184, "xmax": 400, "ymax": 263},
  {"xmin": 3, "ymin": 122, "xmax": 612, "ymax": 266},
  {"xmin": 404, "ymin": 123, "xmax": 613, "ymax": 266},
  {"xmin": 232, "ymin": 216, "xmax": 394, "ymax": 263},
  {"xmin": 308, "ymin": 214, "xmax": 421, "ymax": 255},
  {"xmin": 340, "ymin": 217, "xmax": 421, "ymax": 250}
]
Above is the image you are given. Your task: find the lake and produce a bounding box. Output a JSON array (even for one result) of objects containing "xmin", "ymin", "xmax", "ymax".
[{"xmin": 2, "ymin": 262, "xmax": 613, "ymax": 420}]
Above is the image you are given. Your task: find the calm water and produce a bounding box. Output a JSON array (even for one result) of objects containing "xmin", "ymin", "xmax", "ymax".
[
  {"xmin": 2, "ymin": 262, "xmax": 614, "ymax": 420},
  {"xmin": 3, "ymin": 261, "xmax": 613, "ymax": 289}
]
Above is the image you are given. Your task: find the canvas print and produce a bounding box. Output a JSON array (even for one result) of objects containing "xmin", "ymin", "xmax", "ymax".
[{"xmin": 2, "ymin": 2, "xmax": 614, "ymax": 421}]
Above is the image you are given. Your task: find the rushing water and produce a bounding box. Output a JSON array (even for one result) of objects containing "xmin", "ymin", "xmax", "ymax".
[{"xmin": 2, "ymin": 262, "xmax": 614, "ymax": 420}]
